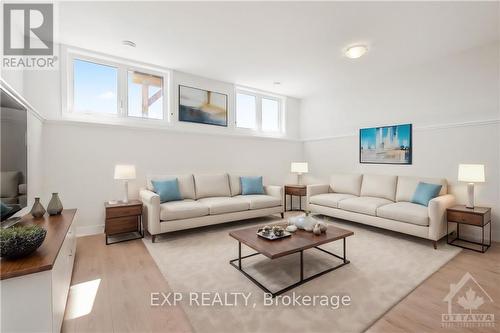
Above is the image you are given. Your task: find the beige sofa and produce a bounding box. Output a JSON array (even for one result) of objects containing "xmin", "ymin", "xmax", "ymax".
[
  {"xmin": 140, "ymin": 174, "xmax": 284, "ymax": 242},
  {"xmin": 307, "ymin": 174, "xmax": 456, "ymax": 248}
]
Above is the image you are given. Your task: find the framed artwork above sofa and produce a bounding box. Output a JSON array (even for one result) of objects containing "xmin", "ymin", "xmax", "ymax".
[{"xmin": 359, "ymin": 124, "xmax": 412, "ymax": 164}]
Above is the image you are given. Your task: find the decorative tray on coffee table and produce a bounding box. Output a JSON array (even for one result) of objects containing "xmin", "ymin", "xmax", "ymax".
[{"xmin": 256, "ymin": 229, "xmax": 292, "ymax": 240}]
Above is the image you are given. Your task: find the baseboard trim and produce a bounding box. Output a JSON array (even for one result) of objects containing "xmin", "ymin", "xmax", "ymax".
[{"xmin": 76, "ymin": 224, "xmax": 104, "ymax": 237}]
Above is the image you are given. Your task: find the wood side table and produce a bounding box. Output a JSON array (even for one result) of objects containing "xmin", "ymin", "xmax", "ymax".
[
  {"xmin": 284, "ymin": 185, "xmax": 307, "ymax": 211},
  {"xmin": 446, "ymin": 205, "xmax": 491, "ymax": 253},
  {"xmin": 104, "ymin": 200, "xmax": 144, "ymax": 245}
]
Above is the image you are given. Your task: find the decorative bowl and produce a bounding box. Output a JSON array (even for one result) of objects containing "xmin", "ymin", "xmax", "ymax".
[{"xmin": 0, "ymin": 225, "xmax": 47, "ymax": 259}]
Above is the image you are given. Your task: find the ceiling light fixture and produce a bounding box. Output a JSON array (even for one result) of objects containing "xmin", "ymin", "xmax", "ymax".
[
  {"xmin": 273, "ymin": 81, "xmax": 281, "ymax": 85},
  {"xmin": 344, "ymin": 45, "xmax": 368, "ymax": 59},
  {"xmin": 122, "ymin": 40, "xmax": 136, "ymax": 48}
]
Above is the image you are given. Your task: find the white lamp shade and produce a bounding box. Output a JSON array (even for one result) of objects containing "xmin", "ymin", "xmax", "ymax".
[
  {"xmin": 114, "ymin": 164, "xmax": 136, "ymax": 180},
  {"xmin": 458, "ymin": 164, "xmax": 485, "ymax": 183},
  {"xmin": 291, "ymin": 162, "xmax": 308, "ymax": 174}
]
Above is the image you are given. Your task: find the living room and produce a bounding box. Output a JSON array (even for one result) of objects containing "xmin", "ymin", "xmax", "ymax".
[{"xmin": 0, "ymin": 1, "xmax": 498, "ymax": 332}]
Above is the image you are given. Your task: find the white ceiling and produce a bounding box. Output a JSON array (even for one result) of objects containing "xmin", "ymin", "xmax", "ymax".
[{"xmin": 58, "ymin": 1, "xmax": 499, "ymax": 99}]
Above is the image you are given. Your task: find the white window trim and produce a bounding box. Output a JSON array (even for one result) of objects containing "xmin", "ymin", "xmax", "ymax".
[
  {"xmin": 62, "ymin": 47, "xmax": 171, "ymax": 125},
  {"xmin": 235, "ymin": 87, "xmax": 286, "ymax": 135}
]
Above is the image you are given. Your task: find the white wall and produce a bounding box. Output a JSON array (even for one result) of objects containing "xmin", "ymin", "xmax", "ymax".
[
  {"xmin": 42, "ymin": 122, "xmax": 301, "ymax": 233},
  {"xmin": 13, "ymin": 46, "xmax": 303, "ymax": 234},
  {"xmin": 301, "ymin": 43, "xmax": 500, "ymax": 241}
]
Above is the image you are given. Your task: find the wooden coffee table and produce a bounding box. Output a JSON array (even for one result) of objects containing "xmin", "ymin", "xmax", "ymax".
[{"xmin": 229, "ymin": 223, "xmax": 354, "ymax": 297}]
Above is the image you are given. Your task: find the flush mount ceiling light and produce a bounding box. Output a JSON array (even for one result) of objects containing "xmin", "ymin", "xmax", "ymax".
[
  {"xmin": 273, "ymin": 81, "xmax": 281, "ymax": 85},
  {"xmin": 122, "ymin": 40, "xmax": 136, "ymax": 48},
  {"xmin": 344, "ymin": 45, "xmax": 368, "ymax": 59}
]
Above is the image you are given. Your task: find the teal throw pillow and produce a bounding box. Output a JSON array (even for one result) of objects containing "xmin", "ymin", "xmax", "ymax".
[
  {"xmin": 241, "ymin": 176, "xmax": 265, "ymax": 195},
  {"xmin": 152, "ymin": 179, "xmax": 182, "ymax": 203},
  {"xmin": 411, "ymin": 182, "xmax": 442, "ymax": 206}
]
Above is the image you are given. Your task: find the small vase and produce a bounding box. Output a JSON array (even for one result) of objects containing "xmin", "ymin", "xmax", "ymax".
[
  {"xmin": 30, "ymin": 198, "xmax": 46, "ymax": 218},
  {"xmin": 47, "ymin": 193, "xmax": 63, "ymax": 215}
]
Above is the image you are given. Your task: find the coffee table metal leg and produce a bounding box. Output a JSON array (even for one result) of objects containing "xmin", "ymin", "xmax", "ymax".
[
  {"xmin": 238, "ymin": 241, "xmax": 242, "ymax": 269},
  {"xmin": 300, "ymin": 250, "xmax": 304, "ymax": 281},
  {"xmin": 230, "ymin": 242, "xmax": 350, "ymax": 298}
]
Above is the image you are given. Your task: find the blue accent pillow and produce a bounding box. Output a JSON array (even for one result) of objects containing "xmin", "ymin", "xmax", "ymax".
[
  {"xmin": 151, "ymin": 179, "xmax": 182, "ymax": 203},
  {"xmin": 241, "ymin": 176, "xmax": 265, "ymax": 195},
  {"xmin": 411, "ymin": 182, "xmax": 442, "ymax": 206}
]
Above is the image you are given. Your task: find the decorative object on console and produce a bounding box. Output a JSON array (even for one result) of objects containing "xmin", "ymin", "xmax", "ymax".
[
  {"xmin": 47, "ymin": 193, "xmax": 63, "ymax": 215},
  {"xmin": 360, "ymin": 124, "xmax": 412, "ymax": 164},
  {"xmin": 240, "ymin": 176, "xmax": 264, "ymax": 195},
  {"xmin": 291, "ymin": 162, "xmax": 308, "ymax": 185},
  {"xmin": 152, "ymin": 179, "xmax": 182, "ymax": 203},
  {"xmin": 458, "ymin": 164, "xmax": 485, "ymax": 209},
  {"xmin": 313, "ymin": 223, "xmax": 322, "ymax": 235},
  {"xmin": 30, "ymin": 197, "xmax": 46, "ymax": 218},
  {"xmin": 285, "ymin": 224, "xmax": 297, "ymax": 233},
  {"xmin": 411, "ymin": 182, "xmax": 442, "ymax": 207},
  {"xmin": 0, "ymin": 224, "xmax": 46, "ymax": 259},
  {"xmin": 179, "ymin": 85, "xmax": 228, "ymax": 127},
  {"xmin": 114, "ymin": 164, "xmax": 136, "ymax": 203}
]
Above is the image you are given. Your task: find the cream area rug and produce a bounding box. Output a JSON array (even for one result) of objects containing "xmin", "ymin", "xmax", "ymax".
[{"xmin": 143, "ymin": 214, "xmax": 461, "ymax": 333}]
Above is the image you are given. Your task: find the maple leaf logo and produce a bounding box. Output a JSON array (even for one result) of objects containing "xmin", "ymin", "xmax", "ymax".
[{"xmin": 457, "ymin": 288, "xmax": 484, "ymax": 313}]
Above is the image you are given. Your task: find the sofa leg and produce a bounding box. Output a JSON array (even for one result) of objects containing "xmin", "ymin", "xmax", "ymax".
[
  {"xmin": 280, "ymin": 212, "xmax": 284, "ymax": 219},
  {"xmin": 152, "ymin": 235, "xmax": 156, "ymax": 243},
  {"xmin": 433, "ymin": 241, "xmax": 437, "ymax": 250}
]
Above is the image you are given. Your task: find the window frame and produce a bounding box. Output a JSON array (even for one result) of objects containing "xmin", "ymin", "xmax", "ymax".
[
  {"xmin": 64, "ymin": 48, "xmax": 170, "ymax": 123},
  {"xmin": 235, "ymin": 87, "xmax": 285, "ymax": 134}
]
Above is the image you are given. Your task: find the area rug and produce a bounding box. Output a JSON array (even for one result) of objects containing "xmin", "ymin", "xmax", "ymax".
[{"xmin": 143, "ymin": 214, "xmax": 461, "ymax": 333}]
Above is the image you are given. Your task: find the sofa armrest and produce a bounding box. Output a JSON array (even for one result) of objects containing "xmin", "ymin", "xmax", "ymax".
[
  {"xmin": 428, "ymin": 194, "xmax": 456, "ymax": 241},
  {"xmin": 140, "ymin": 189, "xmax": 161, "ymax": 235},
  {"xmin": 306, "ymin": 184, "xmax": 330, "ymax": 212},
  {"xmin": 264, "ymin": 185, "xmax": 283, "ymax": 206}
]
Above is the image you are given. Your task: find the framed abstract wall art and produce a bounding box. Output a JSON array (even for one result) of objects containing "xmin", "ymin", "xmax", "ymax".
[
  {"xmin": 178, "ymin": 85, "xmax": 228, "ymax": 126},
  {"xmin": 359, "ymin": 124, "xmax": 412, "ymax": 164}
]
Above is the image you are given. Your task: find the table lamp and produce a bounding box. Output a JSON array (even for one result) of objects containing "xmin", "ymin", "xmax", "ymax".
[
  {"xmin": 291, "ymin": 162, "xmax": 308, "ymax": 185},
  {"xmin": 114, "ymin": 164, "xmax": 136, "ymax": 203},
  {"xmin": 458, "ymin": 164, "xmax": 485, "ymax": 209}
]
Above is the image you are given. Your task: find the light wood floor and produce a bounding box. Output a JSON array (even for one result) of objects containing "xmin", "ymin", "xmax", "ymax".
[
  {"xmin": 63, "ymin": 232, "xmax": 499, "ymax": 333},
  {"xmin": 62, "ymin": 234, "xmax": 192, "ymax": 333}
]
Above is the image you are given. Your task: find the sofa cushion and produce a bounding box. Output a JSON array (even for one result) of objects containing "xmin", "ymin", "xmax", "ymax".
[
  {"xmin": 360, "ymin": 174, "xmax": 398, "ymax": 201},
  {"xmin": 338, "ymin": 196, "xmax": 393, "ymax": 216},
  {"xmin": 1, "ymin": 171, "xmax": 19, "ymax": 198},
  {"xmin": 377, "ymin": 202, "xmax": 429, "ymax": 226},
  {"xmin": 147, "ymin": 174, "xmax": 196, "ymax": 200},
  {"xmin": 396, "ymin": 176, "xmax": 447, "ymax": 202},
  {"xmin": 194, "ymin": 174, "xmax": 231, "ymax": 199},
  {"xmin": 236, "ymin": 195, "xmax": 281, "ymax": 210},
  {"xmin": 309, "ymin": 193, "xmax": 356, "ymax": 208},
  {"xmin": 160, "ymin": 199, "xmax": 209, "ymax": 221},
  {"xmin": 197, "ymin": 197, "xmax": 249, "ymax": 215},
  {"xmin": 330, "ymin": 173, "xmax": 363, "ymax": 196}
]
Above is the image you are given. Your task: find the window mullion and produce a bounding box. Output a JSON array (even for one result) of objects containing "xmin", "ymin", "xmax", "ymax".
[
  {"xmin": 256, "ymin": 94, "xmax": 262, "ymax": 131},
  {"xmin": 119, "ymin": 66, "xmax": 127, "ymax": 117}
]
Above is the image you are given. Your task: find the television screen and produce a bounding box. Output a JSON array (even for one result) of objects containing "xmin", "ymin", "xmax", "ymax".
[{"xmin": 1, "ymin": 90, "xmax": 28, "ymax": 221}]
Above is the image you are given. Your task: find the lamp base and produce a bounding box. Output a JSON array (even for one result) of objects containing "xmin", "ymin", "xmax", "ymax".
[
  {"xmin": 465, "ymin": 183, "xmax": 474, "ymax": 209},
  {"xmin": 123, "ymin": 180, "xmax": 129, "ymax": 203}
]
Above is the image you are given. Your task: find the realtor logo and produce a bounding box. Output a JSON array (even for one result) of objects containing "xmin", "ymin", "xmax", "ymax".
[
  {"xmin": 2, "ymin": 3, "xmax": 57, "ymax": 70},
  {"xmin": 3, "ymin": 3, "xmax": 53, "ymax": 55},
  {"xmin": 442, "ymin": 272, "xmax": 495, "ymax": 328}
]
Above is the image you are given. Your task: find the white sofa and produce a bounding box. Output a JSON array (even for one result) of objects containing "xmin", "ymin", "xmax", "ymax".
[
  {"xmin": 307, "ymin": 174, "xmax": 456, "ymax": 248},
  {"xmin": 140, "ymin": 173, "xmax": 284, "ymax": 242}
]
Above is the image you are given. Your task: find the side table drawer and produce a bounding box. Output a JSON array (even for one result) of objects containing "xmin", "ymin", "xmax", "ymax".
[
  {"xmin": 447, "ymin": 211, "xmax": 483, "ymax": 226},
  {"xmin": 286, "ymin": 187, "xmax": 306, "ymax": 196},
  {"xmin": 106, "ymin": 205, "xmax": 142, "ymax": 219},
  {"xmin": 105, "ymin": 216, "xmax": 139, "ymax": 235}
]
